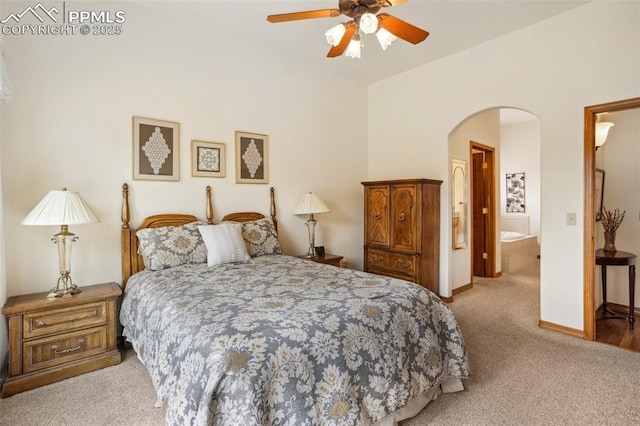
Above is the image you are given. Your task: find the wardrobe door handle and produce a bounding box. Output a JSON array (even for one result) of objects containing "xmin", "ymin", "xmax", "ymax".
[{"xmin": 398, "ymin": 213, "xmax": 406, "ymax": 221}]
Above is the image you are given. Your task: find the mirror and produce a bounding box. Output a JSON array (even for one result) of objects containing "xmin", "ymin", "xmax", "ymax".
[{"xmin": 452, "ymin": 159, "xmax": 468, "ymax": 249}]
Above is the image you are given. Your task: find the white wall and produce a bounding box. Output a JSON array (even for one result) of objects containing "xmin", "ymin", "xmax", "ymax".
[
  {"xmin": 596, "ymin": 109, "xmax": 640, "ymax": 308},
  {"xmin": 448, "ymin": 108, "xmax": 501, "ymax": 290},
  {"xmin": 0, "ymin": 1, "xmax": 368, "ymax": 300},
  {"xmin": 500, "ymin": 117, "xmax": 541, "ymax": 244},
  {"xmin": 369, "ymin": 1, "xmax": 640, "ymax": 330}
]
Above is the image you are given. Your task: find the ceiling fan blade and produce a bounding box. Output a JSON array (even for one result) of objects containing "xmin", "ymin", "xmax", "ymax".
[
  {"xmin": 378, "ymin": 13, "xmax": 429, "ymax": 44},
  {"xmin": 327, "ymin": 25, "xmax": 357, "ymax": 58},
  {"xmin": 267, "ymin": 9, "xmax": 341, "ymax": 23},
  {"xmin": 381, "ymin": 0, "xmax": 409, "ymax": 6}
]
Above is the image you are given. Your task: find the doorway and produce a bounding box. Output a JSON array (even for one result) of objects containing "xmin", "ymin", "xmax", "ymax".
[
  {"xmin": 583, "ymin": 97, "xmax": 640, "ymax": 342},
  {"xmin": 470, "ymin": 142, "xmax": 496, "ymax": 278}
]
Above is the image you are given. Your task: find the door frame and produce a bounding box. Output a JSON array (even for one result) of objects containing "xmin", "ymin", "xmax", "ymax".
[
  {"xmin": 470, "ymin": 141, "xmax": 497, "ymax": 279},
  {"xmin": 583, "ymin": 97, "xmax": 640, "ymax": 340}
]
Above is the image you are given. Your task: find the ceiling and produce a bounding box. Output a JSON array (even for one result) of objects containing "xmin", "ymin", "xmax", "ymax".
[{"xmin": 138, "ymin": 0, "xmax": 590, "ymax": 84}]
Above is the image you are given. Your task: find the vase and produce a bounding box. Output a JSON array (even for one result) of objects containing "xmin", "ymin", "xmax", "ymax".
[{"xmin": 603, "ymin": 231, "xmax": 617, "ymax": 252}]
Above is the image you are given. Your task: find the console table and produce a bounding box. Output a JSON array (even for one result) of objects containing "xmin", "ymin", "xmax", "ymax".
[{"xmin": 595, "ymin": 249, "xmax": 636, "ymax": 329}]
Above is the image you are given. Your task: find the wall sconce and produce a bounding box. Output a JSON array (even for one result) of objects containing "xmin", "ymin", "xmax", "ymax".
[{"xmin": 595, "ymin": 114, "xmax": 615, "ymax": 150}]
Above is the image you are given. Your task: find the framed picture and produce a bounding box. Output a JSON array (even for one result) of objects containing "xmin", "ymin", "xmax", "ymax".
[
  {"xmin": 133, "ymin": 116, "xmax": 179, "ymax": 181},
  {"xmin": 595, "ymin": 168, "xmax": 605, "ymax": 221},
  {"xmin": 235, "ymin": 131, "xmax": 269, "ymax": 184},
  {"xmin": 506, "ymin": 172, "xmax": 525, "ymax": 213},
  {"xmin": 191, "ymin": 140, "xmax": 226, "ymax": 178}
]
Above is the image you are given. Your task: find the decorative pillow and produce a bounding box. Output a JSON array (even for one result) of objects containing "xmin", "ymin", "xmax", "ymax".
[
  {"xmin": 198, "ymin": 223, "xmax": 251, "ymax": 267},
  {"xmin": 136, "ymin": 222, "xmax": 207, "ymax": 271},
  {"xmin": 239, "ymin": 217, "xmax": 283, "ymax": 257}
]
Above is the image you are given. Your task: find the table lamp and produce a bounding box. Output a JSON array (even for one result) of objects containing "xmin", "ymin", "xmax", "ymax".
[
  {"xmin": 293, "ymin": 192, "xmax": 330, "ymax": 258},
  {"xmin": 22, "ymin": 188, "xmax": 101, "ymax": 298}
]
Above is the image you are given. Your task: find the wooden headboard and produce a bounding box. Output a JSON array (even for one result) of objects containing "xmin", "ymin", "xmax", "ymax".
[{"xmin": 121, "ymin": 184, "xmax": 277, "ymax": 288}]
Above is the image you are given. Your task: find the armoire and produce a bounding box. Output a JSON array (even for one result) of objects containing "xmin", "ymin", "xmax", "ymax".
[{"xmin": 362, "ymin": 178, "xmax": 442, "ymax": 295}]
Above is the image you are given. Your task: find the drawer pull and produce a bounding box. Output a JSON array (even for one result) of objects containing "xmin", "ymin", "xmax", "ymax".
[
  {"xmin": 369, "ymin": 254, "xmax": 384, "ymax": 264},
  {"xmin": 375, "ymin": 213, "xmax": 382, "ymax": 220},
  {"xmin": 36, "ymin": 320, "xmax": 45, "ymax": 327},
  {"xmin": 398, "ymin": 213, "xmax": 406, "ymax": 221},
  {"xmin": 395, "ymin": 259, "xmax": 413, "ymax": 269},
  {"xmin": 51, "ymin": 339, "xmax": 84, "ymax": 354}
]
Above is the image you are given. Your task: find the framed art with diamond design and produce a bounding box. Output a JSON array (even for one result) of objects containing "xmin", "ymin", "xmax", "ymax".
[
  {"xmin": 235, "ymin": 131, "xmax": 269, "ymax": 184},
  {"xmin": 191, "ymin": 140, "xmax": 226, "ymax": 178},
  {"xmin": 133, "ymin": 116, "xmax": 179, "ymax": 181}
]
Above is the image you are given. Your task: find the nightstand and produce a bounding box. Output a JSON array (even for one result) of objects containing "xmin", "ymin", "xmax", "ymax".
[
  {"xmin": 1, "ymin": 282, "xmax": 122, "ymax": 397},
  {"xmin": 299, "ymin": 253, "xmax": 343, "ymax": 267}
]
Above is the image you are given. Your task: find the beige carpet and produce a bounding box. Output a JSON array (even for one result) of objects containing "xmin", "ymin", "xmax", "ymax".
[{"xmin": 2, "ymin": 263, "xmax": 640, "ymax": 425}]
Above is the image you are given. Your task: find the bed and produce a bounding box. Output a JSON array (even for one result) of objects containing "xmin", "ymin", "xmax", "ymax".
[
  {"xmin": 119, "ymin": 184, "xmax": 469, "ymax": 425},
  {"xmin": 500, "ymin": 216, "xmax": 538, "ymax": 273}
]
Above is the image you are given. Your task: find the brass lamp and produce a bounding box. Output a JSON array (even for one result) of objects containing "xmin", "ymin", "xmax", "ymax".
[
  {"xmin": 22, "ymin": 188, "xmax": 101, "ymax": 298},
  {"xmin": 293, "ymin": 192, "xmax": 330, "ymax": 258}
]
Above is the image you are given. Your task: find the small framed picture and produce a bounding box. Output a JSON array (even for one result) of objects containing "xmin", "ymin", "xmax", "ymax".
[
  {"xmin": 191, "ymin": 140, "xmax": 226, "ymax": 178},
  {"xmin": 133, "ymin": 116, "xmax": 179, "ymax": 181},
  {"xmin": 235, "ymin": 131, "xmax": 269, "ymax": 184}
]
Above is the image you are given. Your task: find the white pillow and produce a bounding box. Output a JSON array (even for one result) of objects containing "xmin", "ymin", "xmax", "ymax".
[{"xmin": 198, "ymin": 223, "xmax": 250, "ymax": 266}]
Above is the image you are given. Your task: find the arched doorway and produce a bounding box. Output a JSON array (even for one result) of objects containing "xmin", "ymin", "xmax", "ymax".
[{"xmin": 448, "ymin": 107, "xmax": 540, "ymax": 296}]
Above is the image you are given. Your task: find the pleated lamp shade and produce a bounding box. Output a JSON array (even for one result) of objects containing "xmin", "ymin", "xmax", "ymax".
[
  {"xmin": 293, "ymin": 193, "xmax": 330, "ymax": 215},
  {"xmin": 22, "ymin": 189, "xmax": 101, "ymax": 226}
]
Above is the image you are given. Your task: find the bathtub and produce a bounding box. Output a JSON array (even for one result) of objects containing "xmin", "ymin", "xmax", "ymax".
[{"xmin": 501, "ymin": 231, "xmax": 538, "ymax": 273}]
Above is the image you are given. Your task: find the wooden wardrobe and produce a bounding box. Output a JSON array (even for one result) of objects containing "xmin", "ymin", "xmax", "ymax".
[{"xmin": 362, "ymin": 178, "xmax": 442, "ymax": 295}]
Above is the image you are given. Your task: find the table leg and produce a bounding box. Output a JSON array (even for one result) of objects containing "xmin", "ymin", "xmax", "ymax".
[
  {"xmin": 601, "ymin": 264, "xmax": 610, "ymax": 314},
  {"xmin": 629, "ymin": 264, "xmax": 635, "ymax": 329}
]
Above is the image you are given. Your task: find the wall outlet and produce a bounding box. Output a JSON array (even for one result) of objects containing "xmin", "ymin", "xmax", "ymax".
[{"xmin": 566, "ymin": 212, "xmax": 577, "ymax": 225}]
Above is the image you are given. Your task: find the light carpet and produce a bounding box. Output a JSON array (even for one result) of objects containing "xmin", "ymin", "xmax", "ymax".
[{"xmin": 2, "ymin": 263, "xmax": 640, "ymax": 425}]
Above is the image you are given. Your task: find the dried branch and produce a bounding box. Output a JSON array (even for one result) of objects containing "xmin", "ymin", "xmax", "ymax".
[{"xmin": 601, "ymin": 206, "xmax": 625, "ymax": 232}]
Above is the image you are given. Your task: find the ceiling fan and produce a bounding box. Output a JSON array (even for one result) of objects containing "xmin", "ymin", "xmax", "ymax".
[{"xmin": 266, "ymin": 0, "xmax": 429, "ymax": 59}]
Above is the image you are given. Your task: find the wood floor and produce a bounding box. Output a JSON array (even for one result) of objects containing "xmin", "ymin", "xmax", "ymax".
[{"xmin": 595, "ymin": 304, "xmax": 640, "ymax": 352}]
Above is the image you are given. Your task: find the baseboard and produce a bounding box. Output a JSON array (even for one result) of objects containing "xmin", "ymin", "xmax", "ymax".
[
  {"xmin": 452, "ymin": 283, "xmax": 473, "ymax": 296},
  {"xmin": 538, "ymin": 320, "xmax": 584, "ymax": 339}
]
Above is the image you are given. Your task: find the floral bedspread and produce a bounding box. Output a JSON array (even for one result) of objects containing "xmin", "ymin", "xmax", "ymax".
[{"xmin": 120, "ymin": 255, "xmax": 469, "ymax": 425}]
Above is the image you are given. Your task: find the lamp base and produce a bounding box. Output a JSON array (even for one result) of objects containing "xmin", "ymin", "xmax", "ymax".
[{"xmin": 47, "ymin": 273, "xmax": 80, "ymax": 298}]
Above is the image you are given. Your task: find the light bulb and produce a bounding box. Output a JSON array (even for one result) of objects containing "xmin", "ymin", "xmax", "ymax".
[
  {"xmin": 359, "ymin": 13, "xmax": 378, "ymax": 34},
  {"xmin": 345, "ymin": 36, "xmax": 362, "ymax": 59},
  {"xmin": 325, "ymin": 24, "xmax": 346, "ymax": 46},
  {"xmin": 376, "ymin": 28, "xmax": 397, "ymax": 50}
]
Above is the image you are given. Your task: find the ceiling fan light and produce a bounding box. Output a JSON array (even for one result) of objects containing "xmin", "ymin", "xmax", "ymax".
[
  {"xmin": 325, "ymin": 24, "xmax": 346, "ymax": 46},
  {"xmin": 345, "ymin": 36, "xmax": 362, "ymax": 59},
  {"xmin": 359, "ymin": 13, "xmax": 378, "ymax": 34},
  {"xmin": 376, "ymin": 28, "xmax": 397, "ymax": 50}
]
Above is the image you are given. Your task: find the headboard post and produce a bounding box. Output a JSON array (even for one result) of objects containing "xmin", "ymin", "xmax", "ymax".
[
  {"xmin": 206, "ymin": 186, "xmax": 214, "ymax": 224},
  {"xmin": 121, "ymin": 183, "xmax": 135, "ymax": 287},
  {"xmin": 270, "ymin": 187, "xmax": 277, "ymax": 232}
]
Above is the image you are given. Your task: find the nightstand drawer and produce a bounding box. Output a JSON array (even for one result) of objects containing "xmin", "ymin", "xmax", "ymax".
[
  {"xmin": 367, "ymin": 249, "xmax": 417, "ymax": 278},
  {"xmin": 23, "ymin": 302, "xmax": 106, "ymax": 339},
  {"xmin": 23, "ymin": 326, "xmax": 107, "ymax": 374}
]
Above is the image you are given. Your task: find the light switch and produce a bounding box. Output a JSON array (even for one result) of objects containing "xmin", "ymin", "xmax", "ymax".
[{"xmin": 566, "ymin": 212, "xmax": 576, "ymax": 225}]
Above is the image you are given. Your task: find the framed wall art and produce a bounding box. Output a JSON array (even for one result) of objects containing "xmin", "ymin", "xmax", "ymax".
[
  {"xmin": 595, "ymin": 168, "xmax": 605, "ymax": 221},
  {"xmin": 133, "ymin": 116, "xmax": 179, "ymax": 181},
  {"xmin": 506, "ymin": 172, "xmax": 525, "ymax": 213},
  {"xmin": 235, "ymin": 131, "xmax": 269, "ymax": 184},
  {"xmin": 191, "ymin": 140, "xmax": 226, "ymax": 178}
]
